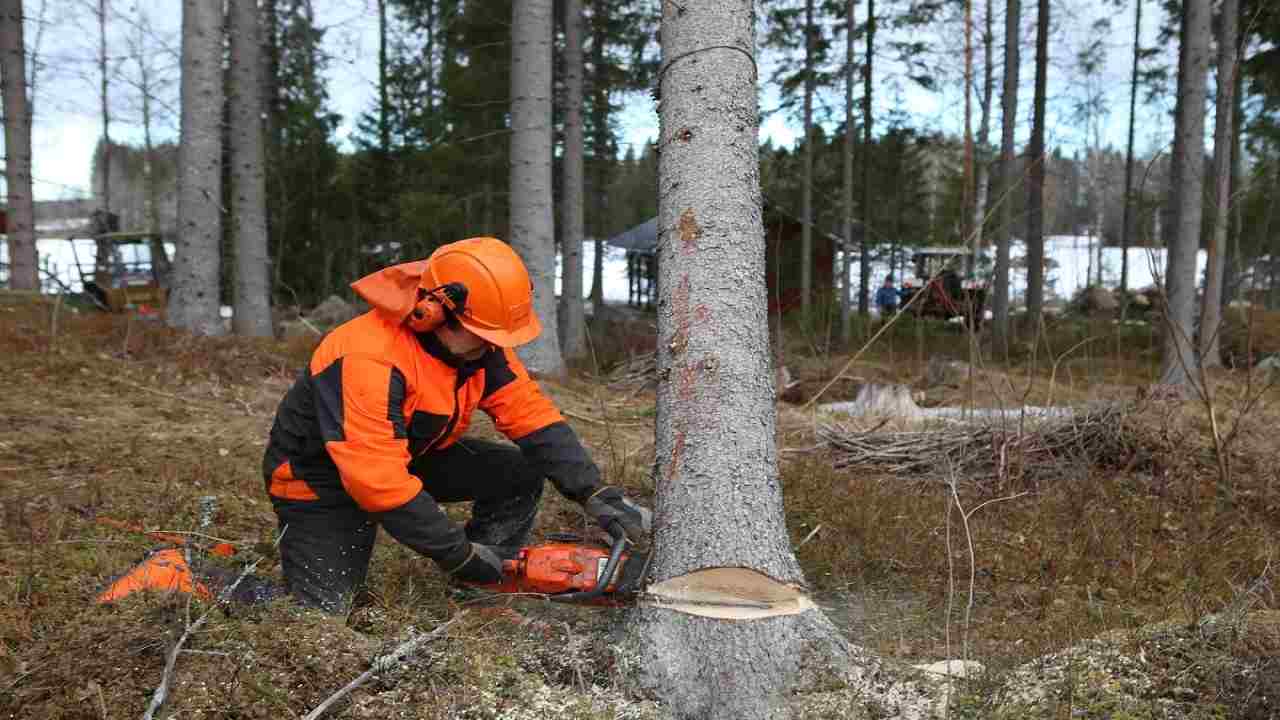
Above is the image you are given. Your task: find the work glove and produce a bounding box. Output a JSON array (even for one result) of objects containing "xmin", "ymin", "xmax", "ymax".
[
  {"xmin": 440, "ymin": 543, "xmax": 505, "ymax": 585},
  {"xmin": 583, "ymin": 486, "xmax": 652, "ymax": 540}
]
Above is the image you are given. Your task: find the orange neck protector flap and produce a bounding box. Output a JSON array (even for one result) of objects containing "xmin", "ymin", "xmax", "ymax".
[{"xmin": 350, "ymin": 260, "xmax": 431, "ymax": 324}]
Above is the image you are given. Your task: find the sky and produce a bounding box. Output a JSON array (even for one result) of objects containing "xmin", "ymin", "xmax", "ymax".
[{"xmin": 5, "ymin": 0, "xmax": 1181, "ymax": 204}]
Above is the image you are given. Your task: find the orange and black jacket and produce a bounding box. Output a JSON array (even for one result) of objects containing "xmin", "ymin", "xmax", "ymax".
[{"xmin": 262, "ymin": 310, "xmax": 600, "ymax": 569}]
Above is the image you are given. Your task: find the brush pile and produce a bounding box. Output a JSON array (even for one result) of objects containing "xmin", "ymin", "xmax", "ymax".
[
  {"xmin": 606, "ymin": 352, "xmax": 656, "ymax": 392},
  {"xmin": 819, "ymin": 403, "xmax": 1157, "ymax": 486}
]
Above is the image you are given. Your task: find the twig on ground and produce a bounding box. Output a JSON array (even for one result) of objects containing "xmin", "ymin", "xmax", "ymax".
[
  {"xmin": 141, "ymin": 529, "xmax": 285, "ymax": 720},
  {"xmin": 301, "ymin": 611, "xmax": 470, "ymax": 720}
]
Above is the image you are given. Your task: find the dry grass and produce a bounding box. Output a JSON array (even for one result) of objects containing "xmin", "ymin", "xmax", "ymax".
[{"xmin": 2, "ymin": 297, "xmax": 1278, "ymax": 718}]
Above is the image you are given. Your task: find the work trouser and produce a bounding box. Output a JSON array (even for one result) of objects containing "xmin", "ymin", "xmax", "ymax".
[{"xmin": 270, "ymin": 438, "xmax": 544, "ymax": 613}]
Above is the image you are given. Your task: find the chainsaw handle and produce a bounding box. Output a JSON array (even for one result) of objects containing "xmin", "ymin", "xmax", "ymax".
[{"xmin": 550, "ymin": 520, "xmax": 628, "ymax": 604}]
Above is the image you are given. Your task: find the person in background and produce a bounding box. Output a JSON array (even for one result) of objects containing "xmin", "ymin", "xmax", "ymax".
[
  {"xmin": 875, "ymin": 274, "xmax": 900, "ymax": 318},
  {"xmin": 262, "ymin": 237, "xmax": 651, "ymax": 613}
]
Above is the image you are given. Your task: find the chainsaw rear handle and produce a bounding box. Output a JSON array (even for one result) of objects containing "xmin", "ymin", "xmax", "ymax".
[{"xmin": 550, "ymin": 519, "xmax": 627, "ymax": 603}]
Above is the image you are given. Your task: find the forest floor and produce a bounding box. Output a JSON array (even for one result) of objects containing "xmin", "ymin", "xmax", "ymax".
[{"xmin": 2, "ymin": 294, "xmax": 1278, "ymax": 719}]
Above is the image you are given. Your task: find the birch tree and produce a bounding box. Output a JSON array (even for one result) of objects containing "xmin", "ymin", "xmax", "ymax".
[
  {"xmin": 991, "ymin": 0, "xmax": 1019, "ymax": 352},
  {"xmin": 167, "ymin": 0, "xmax": 225, "ymax": 335},
  {"xmin": 509, "ymin": 0, "xmax": 564, "ymax": 375},
  {"xmin": 559, "ymin": 0, "xmax": 586, "ymax": 360},
  {"xmin": 1, "ymin": 0, "xmax": 36, "ymax": 291},
  {"xmin": 1162, "ymin": 0, "xmax": 1210, "ymax": 385},
  {"xmin": 229, "ymin": 0, "xmax": 272, "ymax": 337},
  {"xmin": 1200, "ymin": 0, "xmax": 1239, "ymax": 367}
]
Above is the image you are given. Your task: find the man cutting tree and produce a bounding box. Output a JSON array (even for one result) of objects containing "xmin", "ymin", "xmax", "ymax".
[{"xmin": 262, "ymin": 236, "xmax": 651, "ymax": 613}]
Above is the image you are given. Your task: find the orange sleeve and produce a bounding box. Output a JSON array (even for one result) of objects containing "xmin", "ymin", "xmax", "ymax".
[
  {"xmin": 478, "ymin": 347, "xmax": 564, "ymax": 440},
  {"xmin": 315, "ymin": 354, "xmax": 421, "ymax": 512}
]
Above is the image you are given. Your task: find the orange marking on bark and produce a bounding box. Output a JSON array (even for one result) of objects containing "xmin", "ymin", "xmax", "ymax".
[{"xmin": 678, "ymin": 208, "xmax": 702, "ymax": 253}]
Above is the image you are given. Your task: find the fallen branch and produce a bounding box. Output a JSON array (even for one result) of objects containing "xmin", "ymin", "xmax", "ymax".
[
  {"xmin": 141, "ymin": 530, "xmax": 284, "ymax": 720},
  {"xmin": 301, "ymin": 611, "xmax": 470, "ymax": 720}
]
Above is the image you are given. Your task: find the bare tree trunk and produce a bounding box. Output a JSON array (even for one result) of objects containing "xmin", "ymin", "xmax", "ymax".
[
  {"xmin": 992, "ymin": 0, "xmax": 1019, "ymax": 354},
  {"xmin": 587, "ymin": 12, "xmax": 607, "ymax": 313},
  {"xmin": 1120, "ymin": 0, "xmax": 1142, "ymax": 310},
  {"xmin": 1200, "ymin": 0, "xmax": 1237, "ymax": 367},
  {"xmin": 94, "ymin": 0, "xmax": 113, "ymax": 279},
  {"xmin": 127, "ymin": 11, "xmax": 171, "ymax": 282},
  {"xmin": 0, "ymin": 0, "xmax": 36, "ymax": 291},
  {"xmin": 625, "ymin": 3, "xmax": 848, "ymax": 716},
  {"xmin": 840, "ymin": 0, "xmax": 855, "ymax": 344},
  {"xmin": 168, "ymin": 0, "xmax": 226, "ymax": 335},
  {"xmin": 859, "ymin": 0, "xmax": 874, "ymax": 316},
  {"xmin": 1162, "ymin": 0, "xmax": 1210, "ymax": 385},
  {"xmin": 510, "ymin": 0, "xmax": 564, "ymax": 375},
  {"xmin": 800, "ymin": 0, "xmax": 815, "ymax": 322},
  {"xmin": 1025, "ymin": 0, "xmax": 1049, "ymax": 320},
  {"xmin": 972, "ymin": 0, "xmax": 994, "ymax": 260},
  {"xmin": 963, "ymin": 0, "xmax": 974, "ymax": 271},
  {"xmin": 229, "ymin": 0, "xmax": 272, "ymax": 337},
  {"xmin": 377, "ymin": 0, "xmax": 390, "ymax": 153},
  {"xmin": 559, "ymin": 0, "xmax": 586, "ymax": 359}
]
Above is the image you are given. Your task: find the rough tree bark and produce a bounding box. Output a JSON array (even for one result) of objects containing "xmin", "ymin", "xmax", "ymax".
[
  {"xmin": 839, "ymin": 0, "xmax": 855, "ymax": 344},
  {"xmin": 559, "ymin": 0, "xmax": 587, "ymax": 360},
  {"xmin": 167, "ymin": 0, "xmax": 226, "ymax": 335},
  {"xmin": 622, "ymin": 3, "xmax": 936, "ymax": 718},
  {"xmin": 228, "ymin": 0, "xmax": 272, "ymax": 337},
  {"xmin": 0, "ymin": 0, "xmax": 37, "ymax": 291},
  {"xmin": 800, "ymin": 0, "xmax": 815, "ymax": 322},
  {"xmin": 1200, "ymin": 0, "xmax": 1237, "ymax": 367},
  {"xmin": 992, "ymin": 0, "xmax": 1019, "ymax": 353},
  {"xmin": 1162, "ymin": 0, "xmax": 1210, "ymax": 385},
  {"xmin": 1025, "ymin": 0, "xmax": 1048, "ymax": 321},
  {"xmin": 509, "ymin": 0, "xmax": 564, "ymax": 375}
]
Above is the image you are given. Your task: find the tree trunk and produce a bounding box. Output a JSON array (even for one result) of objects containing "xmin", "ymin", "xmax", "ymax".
[
  {"xmin": 229, "ymin": 0, "xmax": 272, "ymax": 337},
  {"xmin": 559, "ymin": 0, "xmax": 586, "ymax": 359},
  {"xmin": 377, "ymin": 0, "xmax": 390, "ymax": 153},
  {"xmin": 800, "ymin": 0, "xmax": 815, "ymax": 322},
  {"xmin": 1, "ymin": 0, "xmax": 37, "ymax": 291},
  {"xmin": 1025, "ymin": 0, "xmax": 1049, "ymax": 321},
  {"xmin": 1120, "ymin": 0, "xmax": 1143, "ymax": 309},
  {"xmin": 587, "ymin": 11, "xmax": 608, "ymax": 313},
  {"xmin": 134, "ymin": 17, "xmax": 171, "ymax": 283},
  {"xmin": 859, "ymin": 0, "xmax": 874, "ymax": 316},
  {"xmin": 625, "ymin": 3, "xmax": 847, "ymax": 717},
  {"xmin": 168, "ymin": 0, "xmax": 226, "ymax": 335},
  {"xmin": 992, "ymin": 0, "xmax": 1020, "ymax": 353},
  {"xmin": 1162, "ymin": 0, "xmax": 1210, "ymax": 385},
  {"xmin": 1199, "ymin": 0, "xmax": 1237, "ymax": 368},
  {"xmin": 972, "ymin": 0, "xmax": 994, "ymax": 260},
  {"xmin": 509, "ymin": 0, "xmax": 564, "ymax": 375},
  {"xmin": 839, "ymin": 0, "xmax": 855, "ymax": 344},
  {"xmin": 94, "ymin": 0, "xmax": 113, "ymax": 280},
  {"xmin": 963, "ymin": 0, "xmax": 973, "ymax": 270}
]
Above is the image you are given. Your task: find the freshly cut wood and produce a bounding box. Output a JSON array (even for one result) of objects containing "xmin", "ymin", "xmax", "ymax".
[{"xmin": 642, "ymin": 567, "xmax": 815, "ymax": 620}]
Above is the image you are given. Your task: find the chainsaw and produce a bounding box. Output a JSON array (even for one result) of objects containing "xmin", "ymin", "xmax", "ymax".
[{"xmin": 470, "ymin": 521, "xmax": 651, "ymax": 605}]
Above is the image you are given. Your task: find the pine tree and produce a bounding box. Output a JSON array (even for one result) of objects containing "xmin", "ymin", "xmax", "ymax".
[{"xmin": 168, "ymin": 0, "xmax": 226, "ymax": 335}]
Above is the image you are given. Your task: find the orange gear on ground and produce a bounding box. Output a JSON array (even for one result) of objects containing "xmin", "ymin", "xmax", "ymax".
[{"xmin": 95, "ymin": 548, "xmax": 213, "ymax": 604}]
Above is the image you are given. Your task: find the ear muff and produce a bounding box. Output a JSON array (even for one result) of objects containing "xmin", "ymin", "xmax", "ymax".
[{"xmin": 406, "ymin": 282, "xmax": 469, "ymax": 334}]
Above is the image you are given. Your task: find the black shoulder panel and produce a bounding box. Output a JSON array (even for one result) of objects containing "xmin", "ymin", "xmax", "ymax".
[
  {"xmin": 312, "ymin": 359, "xmax": 345, "ymax": 443},
  {"xmin": 480, "ymin": 348, "xmax": 518, "ymax": 399}
]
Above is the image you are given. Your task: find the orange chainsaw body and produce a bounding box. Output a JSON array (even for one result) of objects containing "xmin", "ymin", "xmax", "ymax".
[{"xmin": 487, "ymin": 541, "xmax": 628, "ymax": 597}]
